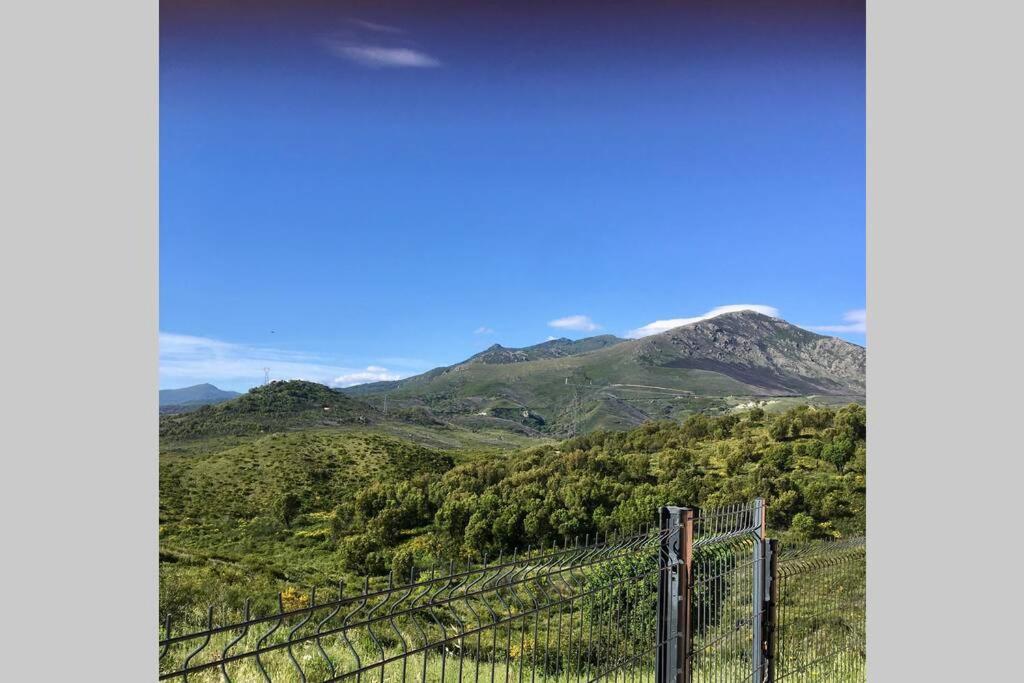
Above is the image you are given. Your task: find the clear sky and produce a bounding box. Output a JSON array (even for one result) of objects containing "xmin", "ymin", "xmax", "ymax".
[{"xmin": 160, "ymin": 0, "xmax": 865, "ymax": 392}]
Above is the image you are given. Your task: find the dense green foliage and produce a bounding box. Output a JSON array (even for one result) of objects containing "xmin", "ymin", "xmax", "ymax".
[
  {"xmin": 160, "ymin": 403, "xmax": 864, "ymax": 621},
  {"xmin": 361, "ymin": 403, "xmax": 865, "ymax": 564}
]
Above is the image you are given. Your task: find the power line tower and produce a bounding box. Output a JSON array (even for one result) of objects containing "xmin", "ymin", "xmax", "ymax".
[
  {"xmin": 263, "ymin": 367, "xmax": 270, "ymax": 385},
  {"xmin": 564, "ymin": 377, "xmax": 592, "ymax": 437}
]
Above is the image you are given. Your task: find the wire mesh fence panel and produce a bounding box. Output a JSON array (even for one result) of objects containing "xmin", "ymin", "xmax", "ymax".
[
  {"xmin": 689, "ymin": 501, "xmax": 765, "ymax": 683},
  {"xmin": 773, "ymin": 538, "xmax": 865, "ymax": 683},
  {"xmin": 159, "ymin": 529, "xmax": 665, "ymax": 683},
  {"xmin": 159, "ymin": 501, "xmax": 861, "ymax": 683}
]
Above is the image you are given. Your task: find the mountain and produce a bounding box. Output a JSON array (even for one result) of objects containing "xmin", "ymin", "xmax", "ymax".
[
  {"xmin": 159, "ymin": 383, "xmax": 241, "ymax": 413},
  {"xmin": 629, "ymin": 311, "xmax": 865, "ymax": 395},
  {"xmin": 343, "ymin": 335, "xmax": 627, "ymax": 396},
  {"xmin": 341, "ymin": 311, "xmax": 865, "ymax": 434},
  {"xmin": 160, "ymin": 383, "xmax": 241, "ymax": 406},
  {"xmin": 466, "ymin": 335, "xmax": 627, "ymax": 364}
]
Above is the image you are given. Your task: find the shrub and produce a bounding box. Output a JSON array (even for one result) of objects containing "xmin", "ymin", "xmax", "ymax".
[{"xmin": 276, "ymin": 492, "xmax": 302, "ymax": 528}]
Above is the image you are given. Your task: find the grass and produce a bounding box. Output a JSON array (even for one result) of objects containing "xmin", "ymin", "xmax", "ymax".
[
  {"xmin": 774, "ymin": 544, "xmax": 866, "ymax": 682},
  {"xmin": 163, "ymin": 643, "xmax": 658, "ymax": 683}
]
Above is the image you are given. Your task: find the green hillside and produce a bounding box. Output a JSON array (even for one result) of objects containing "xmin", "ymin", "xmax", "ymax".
[
  {"xmin": 160, "ymin": 430, "xmax": 455, "ymax": 615},
  {"xmin": 160, "ymin": 431, "xmax": 454, "ymax": 522},
  {"xmin": 161, "ymin": 403, "xmax": 865, "ymax": 621},
  {"xmin": 159, "ymin": 380, "xmax": 380, "ymax": 440}
]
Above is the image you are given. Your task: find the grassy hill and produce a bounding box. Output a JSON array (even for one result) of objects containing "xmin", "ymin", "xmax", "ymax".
[
  {"xmin": 160, "ymin": 430, "xmax": 455, "ymax": 614},
  {"xmin": 159, "ymin": 380, "xmax": 381, "ymax": 440},
  {"xmin": 160, "ymin": 431, "xmax": 454, "ymax": 522},
  {"xmin": 159, "ymin": 379, "xmax": 549, "ymax": 457},
  {"xmin": 161, "ymin": 402, "xmax": 865, "ymax": 622},
  {"xmin": 342, "ymin": 311, "xmax": 865, "ymax": 435}
]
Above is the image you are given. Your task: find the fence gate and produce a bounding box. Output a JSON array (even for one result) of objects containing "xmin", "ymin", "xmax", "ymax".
[{"xmin": 656, "ymin": 499, "xmax": 770, "ymax": 683}]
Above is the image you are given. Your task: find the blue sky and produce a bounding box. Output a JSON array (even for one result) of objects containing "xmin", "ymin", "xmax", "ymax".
[{"xmin": 160, "ymin": 1, "xmax": 865, "ymax": 392}]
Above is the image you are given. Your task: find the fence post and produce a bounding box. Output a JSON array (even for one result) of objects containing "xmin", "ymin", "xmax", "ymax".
[
  {"xmin": 763, "ymin": 538, "xmax": 780, "ymax": 682},
  {"xmin": 656, "ymin": 505, "xmax": 695, "ymax": 683},
  {"xmin": 752, "ymin": 498, "xmax": 767, "ymax": 679}
]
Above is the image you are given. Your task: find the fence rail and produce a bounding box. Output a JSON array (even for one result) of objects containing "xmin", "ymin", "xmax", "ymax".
[{"xmin": 159, "ymin": 502, "xmax": 865, "ymax": 682}]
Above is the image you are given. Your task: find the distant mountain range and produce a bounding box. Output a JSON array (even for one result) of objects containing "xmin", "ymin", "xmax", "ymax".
[
  {"xmin": 159, "ymin": 383, "xmax": 241, "ymax": 414},
  {"xmin": 160, "ymin": 311, "xmax": 864, "ymax": 438},
  {"xmin": 343, "ymin": 311, "xmax": 865, "ymax": 433}
]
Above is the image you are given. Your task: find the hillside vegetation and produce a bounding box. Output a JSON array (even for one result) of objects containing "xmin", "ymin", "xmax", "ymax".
[
  {"xmin": 159, "ymin": 380, "xmax": 380, "ymax": 439},
  {"xmin": 160, "ymin": 403, "xmax": 865, "ymax": 621}
]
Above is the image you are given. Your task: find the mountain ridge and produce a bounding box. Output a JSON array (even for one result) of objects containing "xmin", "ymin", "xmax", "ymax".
[
  {"xmin": 341, "ymin": 311, "xmax": 864, "ymax": 434},
  {"xmin": 465, "ymin": 334, "xmax": 628, "ymax": 365}
]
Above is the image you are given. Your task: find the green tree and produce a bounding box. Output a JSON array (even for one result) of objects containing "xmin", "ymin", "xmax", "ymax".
[
  {"xmin": 330, "ymin": 503, "xmax": 351, "ymax": 540},
  {"xmin": 822, "ymin": 436, "xmax": 856, "ymax": 470},
  {"xmin": 276, "ymin": 492, "xmax": 302, "ymax": 528},
  {"xmin": 790, "ymin": 512, "xmax": 817, "ymax": 541},
  {"xmin": 391, "ymin": 547, "xmax": 417, "ymax": 582}
]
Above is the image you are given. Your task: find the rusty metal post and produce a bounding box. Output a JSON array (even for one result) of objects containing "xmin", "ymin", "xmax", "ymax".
[
  {"xmin": 763, "ymin": 538, "xmax": 780, "ymax": 682},
  {"xmin": 757, "ymin": 496, "xmax": 767, "ymax": 541},
  {"xmin": 679, "ymin": 507, "xmax": 695, "ymax": 683}
]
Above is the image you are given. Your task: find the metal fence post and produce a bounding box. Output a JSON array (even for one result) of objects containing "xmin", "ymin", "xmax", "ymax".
[
  {"xmin": 763, "ymin": 538, "xmax": 780, "ymax": 682},
  {"xmin": 657, "ymin": 505, "xmax": 695, "ymax": 683},
  {"xmin": 752, "ymin": 498, "xmax": 767, "ymax": 679},
  {"xmin": 656, "ymin": 506, "xmax": 680, "ymax": 683},
  {"xmin": 680, "ymin": 507, "xmax": 695, "ymax": 683}
]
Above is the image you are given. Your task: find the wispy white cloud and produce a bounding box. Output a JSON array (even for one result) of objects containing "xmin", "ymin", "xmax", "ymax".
[
  {"xmin": 332, "ymin": 366, "xmax": 403, "ymax": 387},
  {"xmin": 626, "ymin": 304, "xmax": 780, "ymax": 339},
  {"xmin": 548, "ymin": 315, "xmax": 601, "ymax": 332},
  {"xmin": 806, "ymin": 309, "xmax": 866, "ymax": 334},
  {"xmin": 349, "ymin": 19, "xmax": 405, "ymax": 35},
  {"xmin": 325, "ymin": 42, "xmax": 441, "ymax": 68},
  {"xmin": 159, "ymin": 332, "xmax": 409, "ymax": 390},
  {"xmin": 474, "ymin": 326, "xmax": 495, "ymax": 335}
]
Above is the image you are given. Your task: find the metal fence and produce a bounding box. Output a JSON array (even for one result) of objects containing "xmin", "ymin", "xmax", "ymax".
[
  {"xmin": 770, "ymin": 538, "xmax": 866, "ymax": 682},
  {"xmin": 160, "ymin": 528, "xmax": 665, "ymax": 682},
  {"xmin": 159, "ymin": 501, "xmax": 865, "ymax": 682},
  {"xmin": 689, "ymin": 501, "xmax": 767, "ymax": 683}
]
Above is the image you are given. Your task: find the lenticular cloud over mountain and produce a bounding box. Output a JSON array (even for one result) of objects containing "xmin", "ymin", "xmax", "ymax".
[{"xmin": 627, "ymin": 304, "xmax": 780, "ymax": 338}]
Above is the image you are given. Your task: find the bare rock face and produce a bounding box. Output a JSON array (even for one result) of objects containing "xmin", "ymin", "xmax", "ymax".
[{"xmin": 634, "ymin": 311, "xmax": 865, "ymax": 395}]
